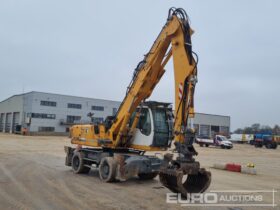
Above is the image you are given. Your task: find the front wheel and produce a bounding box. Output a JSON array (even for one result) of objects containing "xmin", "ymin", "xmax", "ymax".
[{"xmin": 99, "ymin": 157, "xmax": 117, "ymax": 182}]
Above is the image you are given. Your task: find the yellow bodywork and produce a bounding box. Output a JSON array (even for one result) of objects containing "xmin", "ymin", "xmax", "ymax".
[
  {"xmin": 71, "ymin": 13, "xmax": 197, "ymax": 151},
  {"xmin": 70, "ymin": 124, "xmax": 165, "ymax": 151},
  {"xmin": 71, "ymin": 125, "xmax": 111, "ymax": 147}
]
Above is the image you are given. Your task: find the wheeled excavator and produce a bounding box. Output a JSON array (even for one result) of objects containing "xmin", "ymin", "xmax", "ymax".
[{"xmin": 64, "ymin": 8, "xmax": 211, "ymax": 198}]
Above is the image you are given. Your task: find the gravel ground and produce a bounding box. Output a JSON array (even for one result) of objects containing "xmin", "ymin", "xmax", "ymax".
[{"xmin": 0, "ymin": 133, "xmax": 279, "ymax": 210}]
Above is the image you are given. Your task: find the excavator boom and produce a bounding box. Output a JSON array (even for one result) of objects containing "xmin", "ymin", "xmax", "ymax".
[{"xmin": 109, "ymin": 8, "xmax": 197, "ymax": 147}]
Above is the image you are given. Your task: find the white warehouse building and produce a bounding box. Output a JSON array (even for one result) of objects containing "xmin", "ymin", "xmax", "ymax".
[
  {"xmin": 0, "ymin": 91, "xmax": 120, "ymax": 135},
  {"xmin": 193, "ymin": 113, "xmax": 230, "ymax": 137},
  {"xmin": 0, "ymin": 91, "xmax": 230, "ymax": 136}
]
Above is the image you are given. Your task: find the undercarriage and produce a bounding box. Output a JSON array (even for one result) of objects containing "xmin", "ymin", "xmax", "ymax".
[
  {"xmin": 65, "ymin": 146, "xmax": 162, "ymax": 181},
  {"xmin": 65, "ymin": 137, "xmax": 211, "ymax": 198}
]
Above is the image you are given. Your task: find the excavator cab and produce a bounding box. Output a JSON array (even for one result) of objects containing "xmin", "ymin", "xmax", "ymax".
[{"xmin": 130, "ymin": 101, "xmax": 173, "ymax": 149}]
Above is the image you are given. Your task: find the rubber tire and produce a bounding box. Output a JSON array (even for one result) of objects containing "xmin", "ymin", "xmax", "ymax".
[
  {"xmin": 99, "ymin": 157, "xmax": 117, "ymax": 182},
  {"xmin": 199, "ymin": 144, "xmax": 203, "ymax": 147},
  {"xmin": 221, "ymin": 145, "xmax": 225, "ymax": 149},
  {"xmin": 255, "ymin": 144, "xmax": 262, "ymax": 148},
  {"xmin": 71, "ymin": 152, "xmax": 91, "ymax": 174},
  {"xmin": 205, "ymin": 144, "xmax": 209, "ymax": 147},
  {"xmin": 138, "ymin": 172, "xmax": 158, "ymax": 180},
  {"xmin": 268, "ymin": 143, "xmax": 278, "ymax": 149}
]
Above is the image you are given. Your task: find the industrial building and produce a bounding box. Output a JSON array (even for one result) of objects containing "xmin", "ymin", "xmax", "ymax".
[
  {"xmin": 0, "ymin": 91, "xmax": 121, "ymax": 135},
  {"xmin": 0, "ymin": 91, "xmax": 230, "ymax": 136},
  {"xmin": 193, "ymin": 113, "xmax": 230, "ymax": 137}
]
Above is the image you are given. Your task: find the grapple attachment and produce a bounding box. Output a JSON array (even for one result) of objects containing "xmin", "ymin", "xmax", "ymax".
[
  {"xmin": 159, "ymin": 162, "xmax": 211, "ymax": 197},
  {"xmin": 159, "ymin": 141, "xmax": 211, "ymax": 198}
]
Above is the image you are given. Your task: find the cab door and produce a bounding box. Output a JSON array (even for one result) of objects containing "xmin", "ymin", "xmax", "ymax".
[{"xmin": 131, "ymin": 108, "xmax": 154, "ymax": 147}]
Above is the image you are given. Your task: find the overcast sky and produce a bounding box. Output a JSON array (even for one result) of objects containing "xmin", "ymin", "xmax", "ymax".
[{"xmin": 0, "ymin": 1, "xmax": 279, "ymax": 130}]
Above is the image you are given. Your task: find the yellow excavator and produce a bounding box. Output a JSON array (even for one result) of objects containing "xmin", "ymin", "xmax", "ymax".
[{"xmin": 65, "ymin": 7, "xmax": 211, "ymax": 198}]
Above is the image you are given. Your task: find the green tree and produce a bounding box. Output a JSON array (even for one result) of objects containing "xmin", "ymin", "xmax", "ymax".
[{"xmin": 234, "ymin": 128, "xmax": 243, "ymax": 134}]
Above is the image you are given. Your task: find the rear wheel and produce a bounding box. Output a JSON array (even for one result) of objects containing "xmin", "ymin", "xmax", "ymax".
[
  {"xmin": 255, "ymin": 143, "xmax": 262, "ymax": 148},
  {"xmin": 71, "ymin": 152, "xmax": 91, "ymax": 174},
  {"xmin": 266, "ymin": 142, "xmax": 278, "ymax": 149},
  {"xmin": 99, "ymin": 157, "xmax": 117, "ymax": 182},
  {"xmin": 138, "ymin": 172, "xmax": 158, "ymax": 180},
  {"xmin": 205, "ymin": 144, "xmax": 209, "ymax": 147}
]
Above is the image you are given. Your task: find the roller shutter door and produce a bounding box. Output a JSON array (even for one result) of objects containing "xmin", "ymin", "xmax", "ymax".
[
  {"xmin": 12, "ymin": 112, "xmax": 20, "ymax": 133},
  {"xmin": 0, "ymin": 114, "xmax": 4, "ymax": 132},
  {"xmin": 5, "ymin": 113, "xmax": 12, "ymax": 132},
  {"xmin": 220, "ymin": 126, "xmax": 229, "ymax": 136},
  {"xmin": 200, "ymin": 124, "xmax": 210, "ymax": 137}
]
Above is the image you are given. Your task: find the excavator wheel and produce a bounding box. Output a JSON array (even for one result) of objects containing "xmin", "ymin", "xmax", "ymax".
[
  {"xmin": 71, "ymin": 152, "xmax": 91, "ymax": 174},
  {"xmin": 159, "ymin": 167, "xmax": 211, "ymax": 198},
  {"xmin": 138, "ymin": 172, "xmax": 158, "ymax": 180},
  {"xmin": 99, "ymin": 157, "xmax": 118, "ymax": 182}
]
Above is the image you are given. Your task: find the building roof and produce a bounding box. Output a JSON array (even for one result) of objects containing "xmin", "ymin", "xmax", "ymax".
[
  {"xmin": 195, "ymin": 112, "xmax": 230, "ymax": 118},
  {"xmin": 0, "ymin": 91, "xmax": 121, "ymax": 104}
]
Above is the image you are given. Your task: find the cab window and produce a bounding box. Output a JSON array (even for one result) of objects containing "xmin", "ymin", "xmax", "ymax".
[{"xmin": 138, "ymin": 109, "xmax": 151, "ymax": 136}]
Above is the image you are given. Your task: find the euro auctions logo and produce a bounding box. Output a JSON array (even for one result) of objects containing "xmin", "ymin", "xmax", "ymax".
[
  {"xmin": 167, "ymin": 192, "xmax": 218, "ymax": 205},
  {"xmin": 166, "ymin": 190, "xmax": 278, "ymax": 207}
]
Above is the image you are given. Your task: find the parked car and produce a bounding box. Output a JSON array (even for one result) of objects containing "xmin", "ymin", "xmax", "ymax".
[{"xmin": 196, "ymin": 135, "xmax": 233, "ymax": 149}]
